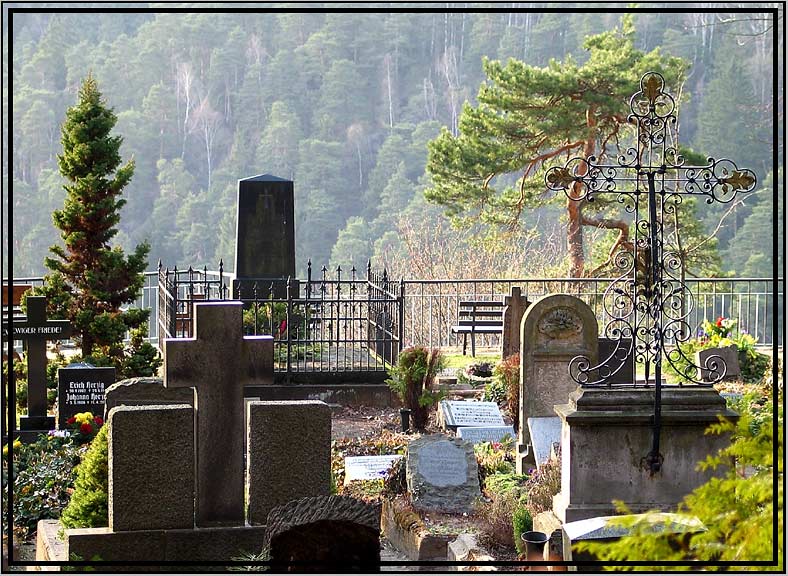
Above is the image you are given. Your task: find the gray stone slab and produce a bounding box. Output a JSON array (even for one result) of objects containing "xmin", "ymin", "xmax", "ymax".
[
  {"xmin": 527, "ymin": 417, "xmax": 562, "ymax": 469},
  {"xmin": 345, "ymin": 455, "xmax": 403, "ymax": 483},
  {"xmin": 406, "ymin": 435, "xmax": 480, "ymax": 513},
  {"xmin": 439, "ymin": 400, "xmax": 505, "ymax": 429},
  {"xmin": 456, "ymin": 425, "xmax": 515, "ymax": 444},
  {"xmin": 108, "ymin": 405, "xmax": 194, "ymax": 531},
  {"xmin": 247, "ymin": 400, "xmax": 332, "ymax": 525},
  {"xmin": 164, "ymin": 301, "xmax": 273, "ymax": 527},
  {"xmin": 104, "ymin": 377, "xmax": 194, "ymax": 420}
]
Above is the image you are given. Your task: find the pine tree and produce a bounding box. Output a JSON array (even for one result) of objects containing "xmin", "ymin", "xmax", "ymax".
[{"xmin": 34, "ymin": 74, "xmax": 150, "ymax": 359}]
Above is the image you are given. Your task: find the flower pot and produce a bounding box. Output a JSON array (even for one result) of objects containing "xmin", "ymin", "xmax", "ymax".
[{"xmin": 522, "ymin": 530, "xmax": 549, "ymax": 560}]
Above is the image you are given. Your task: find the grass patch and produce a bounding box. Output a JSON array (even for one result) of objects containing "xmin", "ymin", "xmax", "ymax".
[{"xmin": 442, "ymin": 353, "xmax": 500, "ymax": 370}]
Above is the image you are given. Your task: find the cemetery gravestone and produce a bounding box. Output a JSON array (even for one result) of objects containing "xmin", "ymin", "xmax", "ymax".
[
  {"xmin": 456, "ymin": 425, "xmax": 516, "ymax": 444},
  {"xmin": 439, "ymin": 400, "xmax": 505, "ymax": 430},
  {"xmin": 57, "ymin": 363, "xmax": 115, "ymax": 429},
  {"xmin": 165, "ymin": 301, "xmax": 273, "ymax": 526},
  {"xmin": 344, "ymin": 455, "xmax": 403, "ymax": 483},
  {"xmin": 103, "ymin": 377, "xmax": 194, "ymax": 420},
  {"xmin": 406, "ymin": 435, "xmax": 480, "ymax": 513},
  {"xmin": 233, "ymin": 174, "xmax": 296, "ymax": 299},
  {"xmin": 527, "ymin": 417, "xmax": 562, "ymax": 469},
  {"xmin": 4, "ymin": 296, "xmax": 72, "ymax": 432},
  {"xmin": 598, "ymin": 337, "xmax": 634, "ymax": 384},
  {"xmin": 517, "ymin": 294, "xmax": 598, "ymax": 473},
  {"xmin": 502, "ymin": 286, "xmax": 532, "ymax": 358},
  {"xmin": 246, "ymin": 400, "xmax": 332, "ymax": 525},
  {"xmin": 108, "ymin": 405, "xmax": 195, "ymax": 531}
]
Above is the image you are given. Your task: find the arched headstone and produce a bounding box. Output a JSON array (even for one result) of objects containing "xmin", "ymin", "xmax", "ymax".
[{"xmin": 517, "ymin": 294, "xmax": 598, "ymax": 473}]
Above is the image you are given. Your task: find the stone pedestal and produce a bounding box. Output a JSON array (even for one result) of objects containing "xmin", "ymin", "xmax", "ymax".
[{"xmin": 552, "ymin": 386, "xmax": 737, "ymax": 523}]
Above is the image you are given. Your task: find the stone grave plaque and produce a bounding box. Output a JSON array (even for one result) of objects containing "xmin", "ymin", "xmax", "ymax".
[
  {"xmin": 57, "ymin": 364, "xmax": 116, "ymax": 428},
  {"xmin": 439, "ymin": 400, "xmax": 505, "ymax": 430},
  {"xmin": 456, "ymin": 426, "xmax": 515, "ymax": 444},
  {"xmin": 406, "ymin": 435, "xmax": 480, "ymax": 513},
  {"xmin": 344, "ymin": 455, "xmax": 403, "ymax": 483},
  {"xmin": 528, "ymin": 417, "xmax": 562, "ymax": 469}
]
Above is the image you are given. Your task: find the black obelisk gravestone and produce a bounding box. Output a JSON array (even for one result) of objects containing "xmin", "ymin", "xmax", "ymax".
[
  {"xmin": 233, "ymin": 174, "xmax": 296, "ymax": 299},
  {"xmin": 3, "ymin": 296, "xmax": 72, "ymax": 434},
  {"xmin": 57, "ymin": 363, "xmax": 116, "ymax": 428}
]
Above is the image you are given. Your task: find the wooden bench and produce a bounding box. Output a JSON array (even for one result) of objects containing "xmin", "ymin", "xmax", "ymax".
[{"xmin": 451, "ymin": 300, "xmax": 505, "ymax": 357}]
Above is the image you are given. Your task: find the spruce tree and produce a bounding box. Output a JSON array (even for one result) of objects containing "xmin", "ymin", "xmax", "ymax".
[{"xmin": 34, "ymin": 74, "xmax": 150, "ymax": 359}]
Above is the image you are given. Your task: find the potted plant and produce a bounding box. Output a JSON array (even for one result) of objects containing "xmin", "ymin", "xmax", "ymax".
[{"xmin": 386, "ymin": 347, "xmax": 446, "ymax": 432}]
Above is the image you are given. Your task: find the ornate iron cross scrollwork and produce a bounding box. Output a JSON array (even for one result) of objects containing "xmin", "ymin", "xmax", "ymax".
[{"xmin": 544, "ymin": 71, "xmax": 757, "ymax": 473}]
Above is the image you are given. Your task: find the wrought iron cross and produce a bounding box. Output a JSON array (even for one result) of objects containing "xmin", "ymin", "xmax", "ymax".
[{"xmin": 544, "ymin": 72, "xmax": 757, "ymax": 474}]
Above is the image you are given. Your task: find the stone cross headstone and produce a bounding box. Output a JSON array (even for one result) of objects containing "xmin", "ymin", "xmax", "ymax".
[
  {"xmin": 405, "ymin": 435, "xmax": 481, "ymax": 513},
  {"xmin": 164, "ymin": 301, "xmax": 273, "ymax": 526},
  {"xmin": 57, "ymin": 363, "xmax": 115, "ymax": 429},
  {"xmin": 439, "ymin": 400, "xmax": 505, "ymax": 430},
  {"xmin": 502, "ymin": 286, "xmax": 531, "ymax": 358},
  {"xmin": 4, "ymin": 296, "xmax": 72, "ymax": 431},
  {"xmin": 233, "ymin": 174, "xmax": 296, "ymax": 299},
  {"xmin": 456, "ymin": 425, "xmax": 516, "ymax": 445},
  {"xmin": 344, "ymin": 455, "xmax": 403, "ymax": 483},
  {"xmin": 517, "ymin": 294, "xmax": 598, "ymax": 473}
]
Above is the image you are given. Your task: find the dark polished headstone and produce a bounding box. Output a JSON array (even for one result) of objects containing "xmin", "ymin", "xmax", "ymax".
[
  {"xmin": 598, "ymin": 337, "xmax": 634, "ymax": 385},
  {"xmin": 233, "ymin": 174, "xmax": 295, "ymax": 298},
  {"xmin": 57, "ymin": 364, "xmax": 116, "ymax": 428}
]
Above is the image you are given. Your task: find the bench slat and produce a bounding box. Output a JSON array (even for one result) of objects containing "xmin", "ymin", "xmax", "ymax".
[
  {"xmin": 458, "ymin": 300, "xmax": 505, "ymax": 308},
  {"xmin": 451, "ymin": 326, "xmax": 503, "ymax": 334},
  {"xmin": 458, "ymin": 310, "xmax": 503, "ymax": 318},
  {"xmin": 454, "ymin": 319, "xmax": 504, "ymax": 327}
]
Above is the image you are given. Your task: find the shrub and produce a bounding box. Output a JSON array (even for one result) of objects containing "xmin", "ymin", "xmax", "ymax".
[
  {"xmin": 60, "ymin": 425, "xmax": 109, "ymax": 529},
  {"xmin": 482, "ymin": 376, "xmax": 507, "ymax": 403},
  {"xmin": 386, "ymin": 347, "xmax": 446, "ymax": 431},
  {"xmin": 475, "ymin": 486, "xmax": 519, "ymax": 551},
  {"xmin": 465, "ymin": 361, "xmax": 494, "ymax": 378},
  {"xmin": 495, "ymin": 353, "xmax": 520, "ymax": 431},
  {"xmin": 524, "ymin": 450, "xmax": 562, "ymax": 518},
  {"xmin": 4, "ymin": 434, "xmax": 83, "ymax": 537},
  {"xmin": 512, "ymin": 506, "xmax": 534, "ymax": 555},
  {"xmin": 474, "ymin": 440, "xmax": 515, "ymax": 487}
]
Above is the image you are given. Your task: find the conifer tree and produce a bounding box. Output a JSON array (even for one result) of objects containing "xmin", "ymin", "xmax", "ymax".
[{"xmin": 34, "ymin": 74, "xmax": 150, "ymax": 359}]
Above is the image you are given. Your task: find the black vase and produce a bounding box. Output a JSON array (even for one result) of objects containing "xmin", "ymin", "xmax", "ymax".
[
  {"xmin": 522, "ymin": 530, "xmax": 549, "ymax": 560},
  {"xmin": 399, "ymin": 408, "xmax": 411, "ymax": 432}
]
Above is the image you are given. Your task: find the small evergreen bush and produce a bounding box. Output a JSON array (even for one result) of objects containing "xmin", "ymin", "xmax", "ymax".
[
  {"xmin": 60, "ymin": 425, "xmax": 109, "ymax": 529},
  {"xmin": 386, "ymin": 347, "xmax": 445, "ymax": 431}
]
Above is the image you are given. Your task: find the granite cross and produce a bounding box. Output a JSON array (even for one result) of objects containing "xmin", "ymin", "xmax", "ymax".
[
  {"xmin": 164, "ymin": 301, "xmax": 273, "ymax": 526},
  {"xmin": 4, "ymin": 296, "xmax": 72, "ymax": 431}
]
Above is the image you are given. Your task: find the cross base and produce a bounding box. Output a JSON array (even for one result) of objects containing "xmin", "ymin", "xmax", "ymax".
[{"xmin": 19, "ymin": 415, "xmax": 55, "ymax": 431}]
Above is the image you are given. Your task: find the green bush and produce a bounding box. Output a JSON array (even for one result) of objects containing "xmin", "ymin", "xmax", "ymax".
[
  {"xmin": 4, "ymin": 434, "xmax": 83, "ymax": 537},
  {"xmin": 475, "ymin": 440, "xmax": 516, "ymax": 487},
  {"xmin": 523, "ymin": 452, "xmax": 562, "ymax": 518},
  {"xmin": 60, "ymin": 425, "xmax": 109, "ymax": 529},
  {"xmin": 512, "ymin": 506, "xmax": 533, "ymax": 555},
  {"xmin": 386, "ymin": 347, "xmax": 446, "ymax": 431}
]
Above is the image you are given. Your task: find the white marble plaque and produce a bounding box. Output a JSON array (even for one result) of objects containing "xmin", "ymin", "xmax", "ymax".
[
  {"xmin": 344, "ymin": 455, "xmax": 402, "ymax": 483},
  {"xmin": 456, "ymin": 426, "xmax": 516, "ymax": 444},
  {"xmin": 417, "ymin": 440, "xmax": 468, "ymax": 487},
  {"xmin": 440, "ymin": 400, "xmax": 505, "ymax": 428},
  {"xmin": 527, "ymin": 416, "xmax": 562, "ymax": 469}
]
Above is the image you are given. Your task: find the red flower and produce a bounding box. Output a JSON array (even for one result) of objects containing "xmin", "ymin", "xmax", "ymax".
[
  {"xmin": 94, "ymin": 416, "xmax": 103, "ymax": 426},
  {"xmin": 716, "ymin": 317, "xmax": 723, "ymax": 327},
  {"xmin": 80, "ymin": 423, "xmax": 93, "ymax": 435},
  {"xmin": 66, "ymin": 417, "xmax": 76, "ymax": 425}
]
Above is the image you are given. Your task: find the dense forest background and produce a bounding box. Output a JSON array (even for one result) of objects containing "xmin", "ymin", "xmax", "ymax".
[{"xmin": 3, "ymin": 5, "xmax": 780, "ymax": 280}]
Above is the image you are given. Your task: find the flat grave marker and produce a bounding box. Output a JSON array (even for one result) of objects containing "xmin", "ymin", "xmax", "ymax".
[
  {"xmin": 439, "ymin": 400, "xmax": 505, "ymax": 430},
  {"xmin": 344, "ymin": 455, "xmax": 403, "ymax": 483},
  {"xmin": 456, "ymin": 425, "xmax": 516, "ymax": 444}
]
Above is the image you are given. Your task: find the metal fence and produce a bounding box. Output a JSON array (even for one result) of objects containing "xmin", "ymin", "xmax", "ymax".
[
  {"xmin": 4, "ymin": 274, "xmax": 782, "ymax": 356},
  {"xmin": 155, "ymin": 263, "xmax": 403, "ymax": 378},
  {"xmin": 400, "ymin": 277, "xmax": 783, "ymax": 351}
]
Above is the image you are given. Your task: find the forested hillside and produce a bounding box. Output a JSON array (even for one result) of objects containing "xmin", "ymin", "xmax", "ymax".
[{"xmin": 4, "ymin": 5, "xmax": 779, "ymax": 279}]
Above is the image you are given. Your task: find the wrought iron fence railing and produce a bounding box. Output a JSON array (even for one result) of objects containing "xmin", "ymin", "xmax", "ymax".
[{"xmin": 4, "ymin": 274, "xmax": 782, "ymax": 363}]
